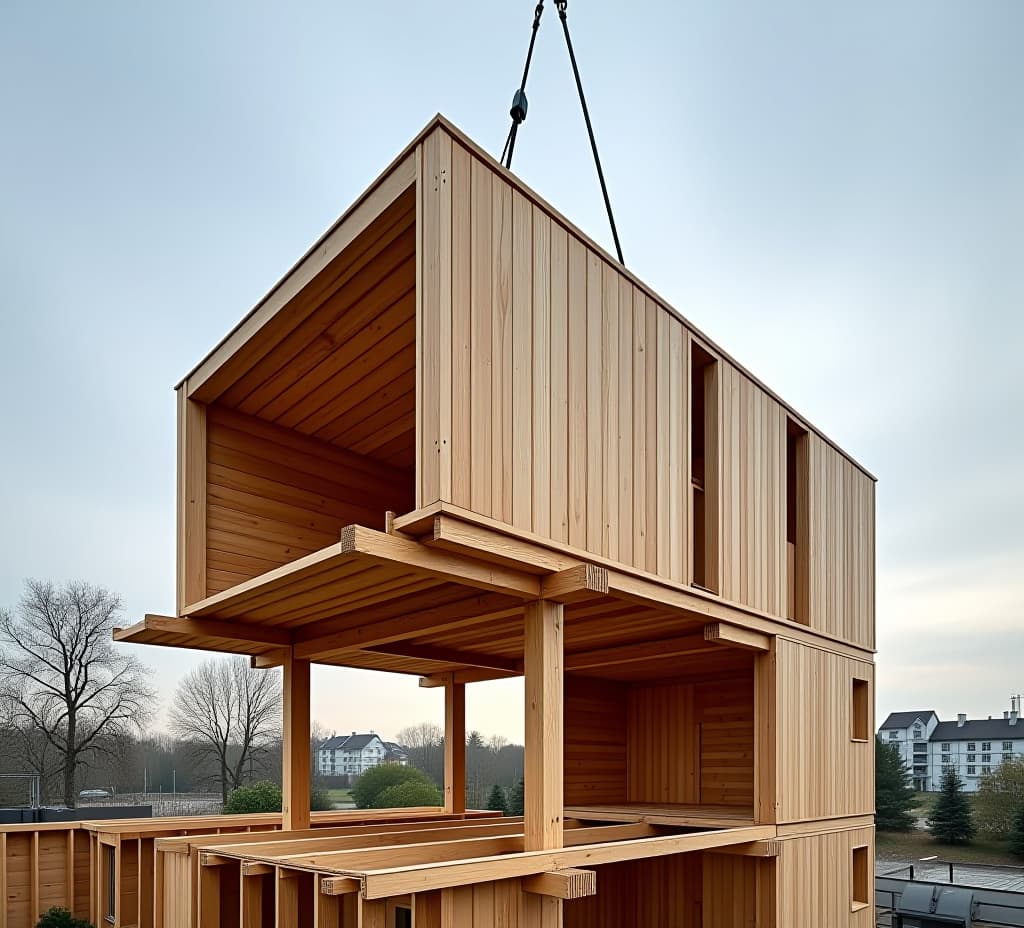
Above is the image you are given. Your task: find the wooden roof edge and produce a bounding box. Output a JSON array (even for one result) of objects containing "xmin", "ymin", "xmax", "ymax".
[{"xmin": 175, "ymin": 110, "xmax": 873, "ymax": 480}]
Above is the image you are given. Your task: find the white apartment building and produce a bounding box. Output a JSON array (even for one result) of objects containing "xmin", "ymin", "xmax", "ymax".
[
  {"xmin": 879, "ymin": 697, "xmax": 1024, "ymax": 792},
  {"xmin": 316, "ymin": 732, "xmax": 409, "ymax": 777}
]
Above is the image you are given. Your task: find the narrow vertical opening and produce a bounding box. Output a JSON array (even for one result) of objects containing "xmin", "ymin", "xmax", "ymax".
[
  {"xmin": 851, "ymin": 678, "xmax": 869, "ymax": 742},
  {"xmin": 786, "ymin": 419, "xmax": 809, "ymax": 624},
  {"xmin": 394, "ymin": 906, "xmax": 413, "ymax": 928},
  {"xmin": 106, "ymin": 845, "xmax": 116, "ymax": 922},
  {"xmin": 691, "ymin": 343, "xmax": 718, "ymax": 592},
  {"xmin": 851, "ymin": 845, "xmax": 869, "ymax": 908}
]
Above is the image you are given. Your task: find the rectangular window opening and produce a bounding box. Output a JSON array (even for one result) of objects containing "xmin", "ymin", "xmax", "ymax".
[
  {"xmin": 852, "ymin": 678, "xmax": 869, "ymax": 742},
  {"xmin": 786, "ymin": 419, "xmax": 809, "ymax": 624},
  {"xmin": 691, "ymin": 343, "xmax": 718, "ymax": 592},
  {"xmin": 852, "ymin": 845, "xmax": 869, "ymax": 910}
]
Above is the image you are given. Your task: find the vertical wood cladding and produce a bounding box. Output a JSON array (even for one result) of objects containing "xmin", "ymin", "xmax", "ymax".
[
  {"xmin": 564, "ymin": 674, "xmax": 754, "ymax": 810},
  {"xmin": 418, "ymin": 126, "xmax": 875, "ymax": 648},
  {"xmin": 775, "ymin": 826, "xmax": 875, "ymax": 928},
  {"xmin": 775, "ymin": 640, "xmax": 875, "ymax": 822},
  {"xmin": 203, "ymin": 405, "xmax": 412, "ymax": 595}
]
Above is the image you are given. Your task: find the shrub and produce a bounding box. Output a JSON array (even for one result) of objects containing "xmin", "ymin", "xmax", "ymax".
[
  {"xmin": 928, "ymin": 767, "xmax": 975, "ymax": 845},
  {"xmin": 372, "ymin": 779, "xmax": 443, "ymax": 809},
  {"xmin": 311, "ymin": 785, "xmax": 333, "ymax": 812},
  {"xmin": 225, "ymin": 780, "xmax": 282, "ymax": 814},
  {"xmin": 36, "ymin": 908, "xmax": 93, "ymax": 928},
  {"xmin": 976, "ymin": 759, "xmax": 1024, "ymax": 838},
  {"xmin": 351, "ymin": 765, "xmax": 435, "ymax": 809},
  {"xmin": 1011, "ymin": 805, "xmax": 1024, "ymax": 859}
]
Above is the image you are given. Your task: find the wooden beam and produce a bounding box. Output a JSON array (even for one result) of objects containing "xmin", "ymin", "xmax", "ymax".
[
  {"xmin": 240, "ymin": 862, "xmax": 274, "ymax": 876},
  {"xmin": 293, "ymin": 592, "xmax": 520, "ymax": 661},
  {"xmin": 360, "ymin": 825, "xmax": 778, "ymax": 898},
  {"xmin": 340, "ymin": 524, "xmax": 540, "ymax": 598},
  {"xmin": 321, "ymin": 876, "xmax": 362, "ymax": 896},
  {"xmin": 522, "ymin": 868, "xmax": 597, "ymax": 900},
  {"xmin": 419, "ymin": 667, "xmax": 516, "ymax": 687},
  {"xmin": 282, "ymin": 650, "xmax": 311, "ymax": 830},
  {"xmin": 116, "ymin": 614, "xmax": 293, "ymax": 648},
  {"xmin": 252, "ymin": 650, "xmax": 287, "ymax": 669},
  {"xmin": 565, "ymin": 632, "xmax": 716, "ymax": 672},
  {"xmin": 524, "ymin": 600, "xmax": 563, "ymax": 852},
  {"xmin": 706, "ymin": 840, "xmax": 781, "ymax": 858},
  {"xmin": 369, "ymin": 641, "xmax": 521, "ymax": 674},
  {"xmin": 540, "ymin": 564, "xmax": 609, "ymax": 602},
  {"xmin": 444, "ymin": 682, "xmax": 466, "ymax": 814},
  {"xmin": 704, "ymin": 622, "xmax": 771, "ymax": 652}
]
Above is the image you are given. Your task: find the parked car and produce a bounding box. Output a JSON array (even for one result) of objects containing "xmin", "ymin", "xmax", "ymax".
[{"xmin": 78, "ymin": 788, "xmax": 111, "ymax": 799}]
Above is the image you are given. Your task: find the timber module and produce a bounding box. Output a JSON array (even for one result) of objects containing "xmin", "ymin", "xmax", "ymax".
[{"xmin": 116, "ymin": 116, "xmax": 877, "ymax": 927}]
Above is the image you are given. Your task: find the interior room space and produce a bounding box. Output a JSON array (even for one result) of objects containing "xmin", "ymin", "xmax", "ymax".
[
  {"xmin": 187, "ymin": 185, "xmax": 418, "ymax": 601},
  {"xmin": 564, "ymin": 649, "xmax": 757, "ymax": 825}
]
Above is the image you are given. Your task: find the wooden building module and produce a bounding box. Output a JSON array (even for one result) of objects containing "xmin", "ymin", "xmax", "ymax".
[{"xmin": 105, "ymin": 114, "xmax": 877, "ymax": 928}]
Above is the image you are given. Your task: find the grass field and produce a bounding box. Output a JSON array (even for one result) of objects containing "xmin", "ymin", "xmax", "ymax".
[
  {"xmin": 325, "ymin": 788, "xmax": 353, "ymax": 803},
  {"xmin": 877, "ymin": 792, "xmax": 1017, "ymax": 867},
  {"xmin": 877, "ymin": 828, "xmax": 1018, "ymax": 867}
]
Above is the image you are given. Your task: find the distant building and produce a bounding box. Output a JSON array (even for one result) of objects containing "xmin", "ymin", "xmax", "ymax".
[
  {"xmin": 316, "ymin": 732, "xmax": 408, "ymax": 777},
  {"xmin": 879, "ymin": 697, "xmax": 1024, "ymax": 792}
]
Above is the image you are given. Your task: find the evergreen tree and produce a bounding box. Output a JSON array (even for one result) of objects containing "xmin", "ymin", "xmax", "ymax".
[
  {"xmin": 875, "ymin": 737, "xmax": 917, "ymax": 831},
  {"xmin": 1010, "ymin": 805, "xmax": 1024, "ymax": 860},
  {"xmin": 486, "ymin": 784, "xmax": 508, "ymax": 814},
  {"xmin": 508, "ymin": 779, "xmax": 525, "ymax": 816},
  {"xmin": 927, "ymin": 767, "xmax": 975, "ymax": 845}
]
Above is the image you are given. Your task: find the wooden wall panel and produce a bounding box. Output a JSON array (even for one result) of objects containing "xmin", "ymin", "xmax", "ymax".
[
  {"xmin": 203, "ymin": 405, "xmax": 413, "ymax": 595},
  {"xmin": 719, "ymin": 362, "xmax": 787, "ymax": 618},
  {"xmin": 775, "ymin": 827, "xmax": 874, "ymax": 928},
  {"xmin": 775, "ymin": 640, "xmax": 874, "ymax": 822},
  {"xmin": 564, "ymin": 676, "xmax": 627, "ymax": 807},
  {"xmin": 564, "ymin": 857, "xmax": 702, "ymax": 928},
  {"xmin": 422, "ymin": 127, "xmax": 875, "ymax": 643},
  {"xmin": 807, "ymin": 435, "xmax": 876, "ymax": 649},
  {"xmin": 435, "ymin": 131, "xmax": 691, "ymax": 584},
  {"xmin": 440, "ymin": 879, "xmax": 523, "ymax": 927},
  {"xmin": 626, "ymin": 676, "xmax": 754, "ymax": 807},
  {"xmin": 702, "ymin": 853, "xmax": 774, "ymax": 928}
]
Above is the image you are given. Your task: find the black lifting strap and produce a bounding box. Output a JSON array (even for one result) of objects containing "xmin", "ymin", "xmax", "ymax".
[{"xmin": 500, "ymin": 0, "xmax": 625, "ymax": 267}]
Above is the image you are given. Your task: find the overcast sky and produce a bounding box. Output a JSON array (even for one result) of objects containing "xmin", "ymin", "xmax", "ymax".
[{"xmin": 1, "ymin": 1, "xmax": 1021, "ymax": 745}]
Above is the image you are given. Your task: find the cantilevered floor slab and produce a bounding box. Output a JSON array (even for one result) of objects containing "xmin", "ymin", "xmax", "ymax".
[{"xmin": 117, "ymin": 516, "xmax": 782, "ymax": 681}]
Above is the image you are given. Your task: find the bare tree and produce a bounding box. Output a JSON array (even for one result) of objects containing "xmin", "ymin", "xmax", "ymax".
[
  {"xmin": 0, "ymin": 579, "xmax": 154, "ymax": 807},
  {"xmin": 396, "ymin": 722, "xmax": 444, "ymax": 785},
  {"xmin": 169, "ymin": 656, "xmax": 282, "ymax": 803}
]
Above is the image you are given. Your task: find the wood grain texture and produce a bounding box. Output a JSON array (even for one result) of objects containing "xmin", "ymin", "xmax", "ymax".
[{"xmin": 774, "ymin": 639, "xmax": 875, "ymax": 823}]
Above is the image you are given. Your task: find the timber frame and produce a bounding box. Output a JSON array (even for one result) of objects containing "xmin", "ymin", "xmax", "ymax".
[{"xmin": 107, "ymin": 114, "xmax": 877, "ymax": 928}]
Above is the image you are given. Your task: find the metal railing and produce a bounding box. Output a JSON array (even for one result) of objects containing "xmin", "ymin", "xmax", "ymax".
[{"xmin": 876, "ymin": 877, "xmax": 1024, "ymax": 928}]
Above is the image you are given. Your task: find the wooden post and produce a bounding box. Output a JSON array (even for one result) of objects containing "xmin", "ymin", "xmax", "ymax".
[
  {"xmin": 445, "ymin": 681, "xmax": 466, "ymax": 814},
  {"xmin": 754, "ymin": 642, "xmax": 778, "ymax": 825},
  {"xmin": 524, "ymin": 600, "xmax": 564, "ymax": 852},
  {"xmin": 282, "ymin": 649, "xmax": 312, "ymax": 831}
]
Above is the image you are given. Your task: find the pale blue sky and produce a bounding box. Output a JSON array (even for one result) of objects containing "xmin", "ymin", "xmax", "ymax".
[{"xmin": 1, "ymin": 1, "xmax": 1022, "ymax": 743}]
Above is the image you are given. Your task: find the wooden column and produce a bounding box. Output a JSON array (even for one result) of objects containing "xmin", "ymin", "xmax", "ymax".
[
  {"xmin": 175, "ymin": 384, "xmax": 207, "ymax": 614},
  {"xmin": 444, "ymin": 681, "xmax": 466, "ymax": 814},
  {"xmin": 524, "ymin": 600, "xmax": 564, "ymax": 852},
  {"xmin": 282, "ymin": 649, "xmax": 311, "ymax": 831},
  {"xmin": 754, "ymin": 641, "xmax": 778, "ymax": 825}
]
